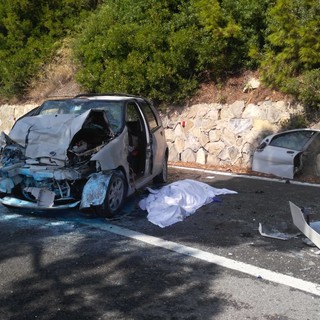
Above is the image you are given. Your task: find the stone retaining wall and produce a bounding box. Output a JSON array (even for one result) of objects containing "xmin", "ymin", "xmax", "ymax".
[
  {"xmin": 162, "ymin": 100, "xmax": 304, "ymax": 169},
  {"xmin": 0, "ymin": 100, "xmax": 304, "ymax": 170},
  {"xmin": 0, "ymin": 104, "xmax": 38, "ymax": 134}
]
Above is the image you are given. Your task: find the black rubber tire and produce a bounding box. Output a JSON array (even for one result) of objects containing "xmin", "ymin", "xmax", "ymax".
[
  {"xmin": 96, "ymin": 173, "xmax": 127, "ymax": 218},
  {"xmin": 153, "ymin": 156, "xmax": 168, "ymax": 184}
]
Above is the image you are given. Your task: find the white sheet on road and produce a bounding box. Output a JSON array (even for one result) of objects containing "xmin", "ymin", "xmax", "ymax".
[{"xmin": 139, "ymin": 179, "xmax": 237, "ymax": 228}]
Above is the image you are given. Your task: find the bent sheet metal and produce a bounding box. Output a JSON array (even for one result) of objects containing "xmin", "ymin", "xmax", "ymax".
[{"xmin": 289, "ymin": 201, "xmax": 320, "ymax": 249}]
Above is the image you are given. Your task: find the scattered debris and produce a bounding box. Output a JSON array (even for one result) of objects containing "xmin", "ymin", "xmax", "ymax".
[
  {"xmin": 258, "ymin": 222, "xmax": 300, "ymax": 240},
  {"xmin": 289, "ymin": 201, "xmax": 320, "ymax": 249},
  {"xmin": 240, "ymin": 232, "xmax": 253, "ymax": 238},
  {"xmin": 302, "ymin": 237, "xmax": 317, "ymax": 247},
  {"xmin": 211, "ymin": 197, "xmax": 222, "ymax": 203},
  {"xmin": 258, "ymin": 202, "xmax": 320, "ymax": 251}
]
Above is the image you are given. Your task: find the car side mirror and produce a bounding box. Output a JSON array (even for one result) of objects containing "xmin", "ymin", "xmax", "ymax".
[{"xmin": 257, "ymin": 142, "xmax": 267, "ymax": 151}]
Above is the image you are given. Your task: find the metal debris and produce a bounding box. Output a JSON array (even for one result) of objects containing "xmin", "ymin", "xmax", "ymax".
[{"xmin": 289, "ymin": 201, "xmax": 320, "ymax": 249}]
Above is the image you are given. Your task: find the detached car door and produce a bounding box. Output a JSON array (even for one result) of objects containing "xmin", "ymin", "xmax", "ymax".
[{"xmin": 252, "ymin": 130, "xmax": 316, "ymax": 179}]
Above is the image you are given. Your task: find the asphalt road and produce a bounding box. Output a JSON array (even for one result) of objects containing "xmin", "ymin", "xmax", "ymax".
[{"xmin": 0, "ymin": 166, "xmax": 319, "ymax": 319}]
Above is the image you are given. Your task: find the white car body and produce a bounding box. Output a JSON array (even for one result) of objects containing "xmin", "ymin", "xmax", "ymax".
[
  {"xmin": 252, "ymin": 129, "xmax": 320, "ymax": 179},
  {"xmin": 0, "ymin": 94, "xmax": 168, "ymax": 217}
]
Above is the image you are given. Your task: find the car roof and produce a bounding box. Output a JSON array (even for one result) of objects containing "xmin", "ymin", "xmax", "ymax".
[
  {"xmin": 73, "ymin": 93, "xmax": 150, "ymax": 102},
  {"xmin": 263, "ymin": 128, "xmax": 320, "ymax": 141}
]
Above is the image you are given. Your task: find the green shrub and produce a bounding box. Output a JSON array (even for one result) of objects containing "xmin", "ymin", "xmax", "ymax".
[
  {"xmin": 220, "ymin": 0, "xmax": 273, "ymax": 68},
  {"xmin": 5, "ymin": 0, "xmax": 318, "ymax": 108},
  {"xmin": 280, "ymin": 114, "xmax": 309, "ymax": 130},
  {"xmin": 261, "ymin": 0, "xmax": 320, "ymax": 109},
  {"xmin": 294, "ymin": 69, "xmax": 320, "ymax": 109},
  {"xmin": 73, "ymin": 0, "xmax": 251, "ymax": 104},
  {"xmin": 0, "ymin": 0, "xmax": 99, "ymax": 99}
]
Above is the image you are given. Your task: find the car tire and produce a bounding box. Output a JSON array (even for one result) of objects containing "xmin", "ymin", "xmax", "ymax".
[
  {"xmin": 96, "ymin": 172, "xmax": 127, "ymax": 218},
  {"xmin": 153, "ymin": 155, "xmax": 168, "ymax": 184}
]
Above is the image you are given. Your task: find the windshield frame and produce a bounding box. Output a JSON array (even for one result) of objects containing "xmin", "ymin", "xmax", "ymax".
[{"xmin": 36, "ymin": 98, "xmax": 126, "ymax": 133}]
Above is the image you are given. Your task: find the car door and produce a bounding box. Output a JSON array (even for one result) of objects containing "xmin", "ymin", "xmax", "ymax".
[
  {"xmin": 252, "ymin": 130, "xmax": 316, "ymax": 179},
  {"xmin": 139, "ymin": 100, "xmax": 167, "ymax": 175},
  {"xmin": 125, "ymin": 101, "xmax": 152, "ymax": 178}
]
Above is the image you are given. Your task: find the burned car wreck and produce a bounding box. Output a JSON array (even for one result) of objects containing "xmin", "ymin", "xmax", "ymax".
[
  {"xmin": 252, "ymin": 129, "xmax": 320, "ymax": 179},
  {"xmin": 0, "ymin": 94, "xmax": 168, "ymax": 217}
]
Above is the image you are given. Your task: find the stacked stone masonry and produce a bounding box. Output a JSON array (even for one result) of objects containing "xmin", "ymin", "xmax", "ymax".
[
  {"xmin": 161, "ymin": 100, "xmax": 304, "ymax": 170},
  {"xmin": 0, "ymin": 100, "xmax": 304, "ymax": 170}
]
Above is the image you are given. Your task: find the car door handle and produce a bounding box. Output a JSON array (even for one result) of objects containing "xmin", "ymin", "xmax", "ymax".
[{"xmin": 287, "ymin": 151, "xmax": 294, "ymax": 154}]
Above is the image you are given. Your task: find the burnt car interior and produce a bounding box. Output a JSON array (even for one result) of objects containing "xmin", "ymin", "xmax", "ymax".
[{"xmin": 68, "ymin": 109, "xmax": 114, "ymax": 166}]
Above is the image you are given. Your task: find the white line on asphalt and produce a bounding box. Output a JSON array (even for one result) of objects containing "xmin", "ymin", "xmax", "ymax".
[
  {"xmin": 2, "ymin": 212, "xmax": 319, "ymax": 296},
  {"xmin": 86, "ymin": 221, "xmax": 320, "ymax": 297},
  {"xmin": 170, "ymin": 165, "xmax": 320, "ymax": 187}
]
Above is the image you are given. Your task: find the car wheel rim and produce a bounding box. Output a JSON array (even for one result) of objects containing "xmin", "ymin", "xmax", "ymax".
[{"xmin": 108, "ymin": 176, "xmax": 124, "ymax": 211}]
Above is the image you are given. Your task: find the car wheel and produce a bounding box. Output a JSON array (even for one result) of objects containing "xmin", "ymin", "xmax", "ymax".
[
  {"xmin": 96, "ymin": 172, "xmax": 127, "ymax": 218},
  {"xmin": 153, "ymin": 155, "xmax": 168, "ymax": 183}
]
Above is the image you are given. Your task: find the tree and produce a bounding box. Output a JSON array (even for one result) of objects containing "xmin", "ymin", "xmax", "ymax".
[
  {"xmin": 220, "ymin": 0, "xmax": 274, "ymax": 67},
  {"xmin": 0, "ymin": 0, "xmax": 99, "ymax": 98},
  {"xmin": 261, "ymin": 0, "xmax": 320, "ymax": 107},
  {"xmin": 74, "ymin": 0, "xmax": 247, "ymax": 103}
]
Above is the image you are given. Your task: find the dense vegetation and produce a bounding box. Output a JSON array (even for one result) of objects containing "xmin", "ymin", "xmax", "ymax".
[
  {"xmin": 0, "ymin": 0, "xmax": 100, "ymax": 97},
  {"xmin": 0, "ymin": 0, "xmax": 319, "ymax": 107}
]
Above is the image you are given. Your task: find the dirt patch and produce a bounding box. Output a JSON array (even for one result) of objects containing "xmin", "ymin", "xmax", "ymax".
[
  {"xmin": 189, "ymin": 70, "xmax": 290, "ymax": 105},
  {"xmin": 24, "ymin": 41, "xmax": 81, "ymax": 104},
  {"xmin": 24, "ymin": 62, "xmax": 291, "ymax": 107}
]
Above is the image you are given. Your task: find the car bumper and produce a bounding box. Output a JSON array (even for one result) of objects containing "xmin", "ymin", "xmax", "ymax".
[{"xmin": 0, "ymin": 196, "xmax": 80, "ymax": 210}]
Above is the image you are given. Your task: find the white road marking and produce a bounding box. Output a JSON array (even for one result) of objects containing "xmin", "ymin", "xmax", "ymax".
[
  {"xmin": 171, "ymin": 165, "xmax": 320, "ymax": 187},
  {"xmin": 86, "ymin": 221, "xmax": 320, "ymax": 297},
  {"xmin": 1, "ymin": 211, "xmax": 319, "ymax": 296}
]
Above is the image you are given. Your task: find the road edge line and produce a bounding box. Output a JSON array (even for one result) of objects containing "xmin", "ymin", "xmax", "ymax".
[{"xmin": 89, "ymin": 221, "xmax": 320, "ymax": 297}]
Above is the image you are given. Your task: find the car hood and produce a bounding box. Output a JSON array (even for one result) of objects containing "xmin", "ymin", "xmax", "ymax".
[{"xmin": 8, "ymin": 110, "xmax": 104, "ymax": 161}]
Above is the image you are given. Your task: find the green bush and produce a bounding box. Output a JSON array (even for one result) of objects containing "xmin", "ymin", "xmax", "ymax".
[
  {"xmin": 261, "ymin": 0, "xmax": 320, "ymax": 108},
  {"xmin": 2, "ymin": 0, "xmax": 318, "ymax": 108},
  {"xmin": 220, "ymin": 0, "xmax": 273, "ymax": 68},
  {"xmin": 280, "ymin": 114, "xmax": 309, "ymax": 130},
  {"xmin": 0, "ymin": 0, "xmax": 99, "ymax": 99},
  {"xmin": 73, "ymin": 0, "xmax": 249, "ymax": 104},
  {"xmin": 294, "ymin": 69, "xmax": 320, "ymax": 109}
]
